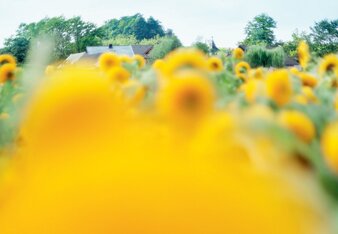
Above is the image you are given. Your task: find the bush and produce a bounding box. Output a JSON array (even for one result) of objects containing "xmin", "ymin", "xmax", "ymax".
[
  {"xmin": 269, "ymin": 47, "xmax": 285, "ymax": 68},
  {"xmin": 245, "ymin": 46, "xmax": 285, "ymax": 68},
  {"xmin": 193, "ymin": 42, "xmax": 210, "ymax": 55},
  {"xmin": 149, "ymin": 36, "xmax": 182, "ymax": 62}
]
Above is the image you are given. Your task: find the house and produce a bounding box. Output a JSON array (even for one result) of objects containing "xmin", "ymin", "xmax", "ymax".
[{"xmin": 64, "ymin": 44, "xmax": 153, "ymax": 65}]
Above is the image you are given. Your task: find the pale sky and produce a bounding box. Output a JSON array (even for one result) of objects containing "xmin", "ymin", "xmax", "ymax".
[{"xmin": 0, "ymin": 0, "xmax": 337, "ymax": 48}]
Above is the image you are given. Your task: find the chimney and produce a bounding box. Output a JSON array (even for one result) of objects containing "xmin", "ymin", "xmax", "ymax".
[{"xmin": 108, "ymin": 44, "xmax": 113, "ymax": 49}]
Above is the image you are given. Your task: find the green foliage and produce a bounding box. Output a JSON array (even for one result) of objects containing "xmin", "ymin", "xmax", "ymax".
[
  {"xmin": 1, "ymin": 14, "xmax": 174, "ymax": 62},
  {"xmin": 2, "ymin": 37, "xmax": 29, "ymax": 64},
  {"xmin": 243, "ymin": 14, "xmax": 277, "ymax": 46},
  {"xmin": 103, "ymin": 35, "xmax": 139, "ymax": 46},
  {"xmin": 270, "ymin": 47, "xmax": 285, "ymax": 67},
  {"xmin": 101, "ymin": 14, "xmax": 166, "ymax": 41},
  {"xmin": 282, "ymin": 30, "xmax": 311, "ymax": 57},
  {"xmin": 310, "ymin": 19, "xmax": 338, "ymax": 56},
  {"xmin": 245, "ymin": 46, "xmax": 285, "ymax": 68},
  {"xmin": 192, "ymin": 41, "xmax": 210, "ymax": 54},
  {"xmin": 148, "ymin": 36, "xmax": 182, "ymax": 62},
  {"xmin": 1, "ymin": 16, "xmax": 103, "ymax": 61}
]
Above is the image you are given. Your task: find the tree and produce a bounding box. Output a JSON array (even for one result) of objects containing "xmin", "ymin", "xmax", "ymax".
[
  {"xmin": 2, "ymin": 37, "xmax": 30, "ymax": 63},
  {"xmin": 243, "ymin": 14, "xmax": 277, "ymax": 46},
  {"xmin": 101, "ymin": 14, "xmax": 166, "ymax": 41},
  {"xmin": 282, "ymin": 30, "xmax": 311, "ymax": 57},
  {"xmin": 149, "ymin": 36, "xmax": 182, "ymax": 62},
  {"xmin": 68, "ymin": 17, "xmax": 102, "ymax": 52},
  {"xmin": 310, "ymin": 19, "xmax": 338, "ymax": 56},
  {"xmin": 193, "ymin": 41, "xmax": 210, "ymax": 54}
]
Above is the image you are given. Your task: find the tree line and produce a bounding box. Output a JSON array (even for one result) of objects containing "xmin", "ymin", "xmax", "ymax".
[
  {"xmin": 0, "ymin": 14, "xmax": 175, "ymax": 63},
  {"xmin": 0, "ymin": 13, "xmax": 337, "ymax": 64},
  {"xmin": 241, "ymin": 14, "xmax": 338, "ymax": 57}
]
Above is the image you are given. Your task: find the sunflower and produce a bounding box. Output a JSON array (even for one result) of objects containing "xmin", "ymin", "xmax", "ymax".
[
  {"xmin": 319, "ymin": 54, "xmax": 338, "ymax": 77},
  {"xmin": 293, "ymin": 95, "xmax": 308, "ymax": 105},
  {"xmin": 0, "ymin": 63, "xmax": 16, "ymax": 84},
  {"xmin": 235, "ymin": 61, "xmax": 251, "ymax": 80},
  {"xmin": 152, "ymin": 59, "xmax": 165, "ymax": 71},
  {"xmin": 107, "ymin": 66, "xmax": 130, "ymax": 84},
  {"xmin": 0, "ymin": 54, "xmax": 16, "ymax": 66},
  {"xmin": 278, "ymin": 110, "xmax": 315, "ymax": 143},
  {"xmin": 98, "ymin": 53, "xmax": 121, "ymax": 72},
  {"xmin": 289, "ymin": 67, "xmax": 301, "ymax": 76},
  {"xmin": 119, "ymin": 55, "xmax": 133, "ymax": 64},
  {"xmin": 232, "ymin": 48, "xmax": 244, "ymax": 60},
  {"xmin": 162, "ymin": 48, "xmax": 208, "ymax": 76},
  {"xmin": 301, "ymin": 87, "xmax": 318, "ymax": 103},
  {"xmin": 133, "ymin": 54, "xmax": 146, "ymax": 69},
  {"xmin": 321, "ymin": 122, "xmax": 338, "ymax": 173},
  {"xmin": 297, "ymin": 41, "xmax": 310, "ymax": 70},
  {"xmin": 298, "ymin": 73, "xmax": 318, "ymax": 88},
  {"xmin": 207, "ymin": 57, "xmax": 223, "ymax": 72},
  {"xmin": 157, "ymin": 71, "xmax": 215, "ymax": 122},
  {"xmin": 243, "ymin": 80, "xmax": 264, "ymax": 103},
  {"xmin": 248, "ymin": 68, "xmax": 264, "ymax": 80},
  {"xmin": 266, "ymin": 70, "xmax": 292, "ymax": 106}
]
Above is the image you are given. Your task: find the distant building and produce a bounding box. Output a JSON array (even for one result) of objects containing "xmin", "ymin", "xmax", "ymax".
[{"xmin": 64, "ymin": 44, "xmax": 153, "ymax": 65}]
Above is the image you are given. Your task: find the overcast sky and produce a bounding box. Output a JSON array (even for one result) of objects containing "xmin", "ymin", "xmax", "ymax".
[{"xmin": 0, "ymin": 0, "xmax": 337, "ymax": 48}]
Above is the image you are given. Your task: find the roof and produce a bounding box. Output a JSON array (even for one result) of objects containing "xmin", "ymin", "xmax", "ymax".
[
  {"xmin": 64, "ymin": 52, "xmax": 86, "ymax": 64},
  {"xmin": 284, "ymin": 56, "xmax": 299, "ymax": 67},
  {"xmin": 63, "ymin": 45, "xmax": 153, "ymax": 67},
  {"xmin": 131, "ymin": 45, "xmax": 153, "ymax": 56},
  {"xmin": 86, "ymin": 45, "xmax": 153, "ymax": 57}
]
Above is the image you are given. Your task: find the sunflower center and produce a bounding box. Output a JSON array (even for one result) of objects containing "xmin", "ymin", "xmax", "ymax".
[
  {"xmin": 212, "ymin": 62, "xmax": 219, "ymax": 69},
  {"xmin": 326, "ymin": 63, "xmax": 336, "ymax": 72},
  {"xmin": 106, "ymin": 59, "xmax": 114, "ymax": 67},
  {"xmin": 182, "ymin": 90, "xmax": 200, "ymax": 113},
  {"xmin": 0, "ymin": 59, "xmax": 9, "ymax": 65},
  {"xmin": 6, "ymin": 71, "xmax": 14, "ymax": 80}
]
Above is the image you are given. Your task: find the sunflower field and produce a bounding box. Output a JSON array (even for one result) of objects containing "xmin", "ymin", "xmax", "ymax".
[{"xmin": 0, "ymin": 41, "xmax": 338, "ymax": 233}]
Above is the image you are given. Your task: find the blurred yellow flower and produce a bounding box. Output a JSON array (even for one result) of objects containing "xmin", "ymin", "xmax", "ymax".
[
  {"xmin": 0, "ymin": 54, "xmax": 16, "ymax": 66},
  {"xmin": 321, "ymin": 122, "xmax": 338, "ymax": 173},
  {"xmin": 20, "ymin": 67, "xmax": 123, "ymax": 156},
  {"xmin": 266, "ymin": 70, "xmax": 292, "ymax": 106},
  {"xmin": 319, "ymin": 54, "xmax": 338, "ymax": 77},
  {"xmin": 233, "ymin": 47, "xmax": 244, "ymax": 59},
  {"xmin": 301, "ymin": 87, "xmax": 318, "ymax": 103},
  {"xmin": 162, "ymin": 48, "xmax": 208, "ymax": 76},
  {"xmin": 297, "ymin": 41, "xmax": 310, "ymax": 69},
  {"xmin": 157, "ymin": 71, "xmax": 215, "ymax": 122},
  {"xmin": 243, "ymin": 79, "xmax": 264, "ymax": 103},
  {"xmin": 152, "ymin": 59, "xmax": 165, "ymax": 71},
  {"xmin": 0, "ymin": 63, "xmax": 16, "ymax": 84},
  {"xmin": 235, "ymin": 61, "xmax": 251, "ymax": 80},
  {"xmin": 107, "ymin": 66, "xmax": 131, "ymax": 84},
  {"xmin": 298, "ymin": 73, "xmax": 318, "ymax": 88},
  {"xmin": 278, "ymin": 110, "xmax": 315, "ymax": 143},
  {"xmin": 248, "ymin": 68, "xmax": 264, "ymax": 80},
  {"xmin": 119, "ymin": 55, "xmax": 134, "ymax": 64},
  {"xmin": 289, "ymin": 67, "xmax": 301, "ymax": 76},
  {"xmin": 133, "ymin": 54, "xmax": 146, "ymax": 68},
  {"xmin": 98, "ymin": 52, "xmax": 121, "ymax": 72},
  {"xmin": 294, "ymin": 95, "xmax": 308, "ymax": 105},
  {"xmin": 244, "ymin": 104, "xmax": 274, "ymax": 121},
  {"xmin": 207, "ymin": 57, "xmax": 223, "ymax": 72}
]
